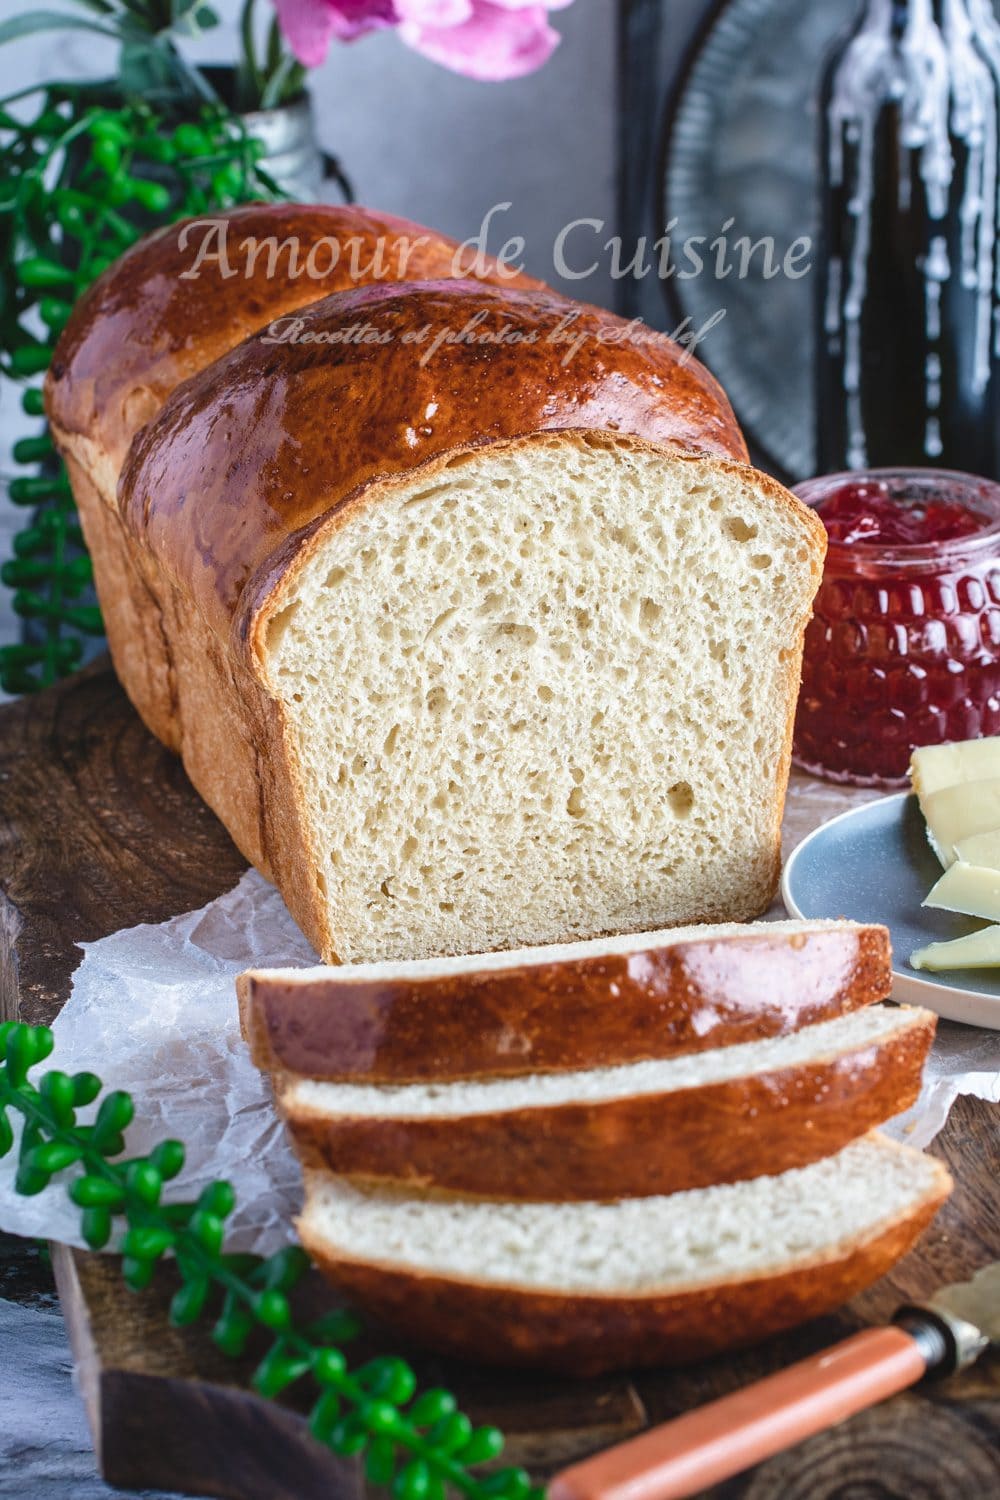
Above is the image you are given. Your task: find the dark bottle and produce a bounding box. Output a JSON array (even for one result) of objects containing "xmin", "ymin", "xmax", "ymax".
[{"xmin": 817, "ymin": 0, "xmax": 1000, "ymax": 477}]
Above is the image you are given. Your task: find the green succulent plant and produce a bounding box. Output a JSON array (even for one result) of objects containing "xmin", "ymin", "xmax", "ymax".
[
  {"xmin": 0, "ymin": 87, "xmax": 281, "ymax": 693},
  {"xmin": 0, "ymin": 1019, "xmax": 541, "ymax": 1500}
]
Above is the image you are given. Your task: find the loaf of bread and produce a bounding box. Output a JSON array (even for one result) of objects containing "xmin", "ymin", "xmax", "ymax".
[
  {"xmin": 51, "ymin": 237, "xmax": 825, "ymax": 961},
  {"xmin": 279, "ymin": 1003, "xmax": 934, "ymax": 1199},
  {"xmin": 239, "ymin": 918, "xmax": 891, "ymax": 1081},
  {"xmin": 47, "ymin": 203, "xmax": 535, "ymax": 747},
  {"xmin": 297, "ymin": 1136, "xmax": 951, "ymax": 1374}
]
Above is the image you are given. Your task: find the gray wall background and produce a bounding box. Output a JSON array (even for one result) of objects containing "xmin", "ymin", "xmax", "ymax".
[{"xmin": 0, "ymin": 0, "xmax": 710, "ymax": 654}]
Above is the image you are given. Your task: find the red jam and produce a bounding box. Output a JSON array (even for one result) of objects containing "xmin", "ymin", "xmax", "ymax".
[
  {"xmin": 792, "ymin": 469, "xmax": 1000, "ymax": 787},
  {"xmin": 816, "ymin": 479, "xmax": 985, "ymax": 546}
]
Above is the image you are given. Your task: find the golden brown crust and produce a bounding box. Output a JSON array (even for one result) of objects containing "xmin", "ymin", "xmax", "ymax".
[
  {"xmin": 59, "ymin": 446, "xmax": 183, "ymax": 747},
  {"xmin": 116, "ymin": 281, "xmax": 751, "ymax": 644},
  {"xmin": 281, "ymin": 1012, "xmax": 935, "ymax": 1200},
  {"xmin": 298, "ymin": 1173, "xmax": 951, "ymax": 1375},
  {"xmin": 239, "ymin": 925, "xmax": 891, "ymax": 1082},
  {"xmin": 47, "ymin": 202, "xmax": 540, "ymax": 476},
  {"xmin": 770, "ymin": 542, "xmax": 826, "ymax": 885}
]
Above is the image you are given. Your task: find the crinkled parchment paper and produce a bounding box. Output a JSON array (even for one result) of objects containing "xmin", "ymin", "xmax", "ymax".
[{"xmin": 0, "ymin": 872, "xmax": 312, "ymax": 1255}]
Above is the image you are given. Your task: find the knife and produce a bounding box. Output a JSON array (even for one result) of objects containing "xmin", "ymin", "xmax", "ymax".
[{"xmin": 548, "ymin": 1263, "xmax": 999, "ymax": 1500}]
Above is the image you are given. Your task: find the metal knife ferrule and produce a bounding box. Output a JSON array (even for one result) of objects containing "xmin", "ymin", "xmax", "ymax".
[{"xmin": 892, "ymin": 1305, "xmax": 990, "ymax": 1376}]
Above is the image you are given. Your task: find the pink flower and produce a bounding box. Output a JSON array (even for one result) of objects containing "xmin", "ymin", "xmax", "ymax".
[{"xmin": 272, "ymin": 0, "xmax": 571, "ymax": 79}]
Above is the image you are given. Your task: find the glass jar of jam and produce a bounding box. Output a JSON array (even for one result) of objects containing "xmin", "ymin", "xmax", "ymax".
[{"xmin": 793, "ymin": 468, "xmax": 1000, "ymax": 787}]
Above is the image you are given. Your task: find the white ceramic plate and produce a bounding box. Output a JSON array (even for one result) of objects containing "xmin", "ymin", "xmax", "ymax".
[{"xmin": 781, "ymin": 792, "xmax": 1000, "ymax": 1029}]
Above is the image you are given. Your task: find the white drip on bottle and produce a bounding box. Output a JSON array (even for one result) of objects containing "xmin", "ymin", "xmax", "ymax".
[
  {"xmin": 825, "ymin": 0, "xmax": 1000, "ymax": 463},
  {"xmin": 944, "ymin": 0, "xmax": 995, "ymax": 394},
  {"xmin": 968, "ymin": 0, "xmax": 1000, "ymax": 356}
]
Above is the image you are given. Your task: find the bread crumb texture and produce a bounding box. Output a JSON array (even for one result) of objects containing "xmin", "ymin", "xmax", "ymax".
[
  {"xmin": 301, "ymin": 1137, "xmax": 946, "ymax": 1293},
  {"xmin": 265, "ymin": 436, "xmax": 818, "ymax": 961}
]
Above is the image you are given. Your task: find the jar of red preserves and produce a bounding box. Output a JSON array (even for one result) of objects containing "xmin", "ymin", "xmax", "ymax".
[{"xmin": 792, "ymin": 468, "xmax": 1000, "ymax": 787}]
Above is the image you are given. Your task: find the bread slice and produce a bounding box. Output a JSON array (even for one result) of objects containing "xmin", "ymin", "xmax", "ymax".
[
  {"xmin": 279, "ymin": 1004, "xmax": 933, "ymax": 1200},
  {"xmin": 239, "ymin": 918, "xmax": 891, "ymax": 1082},
  {"xmin": 297, "ymin": 1135, "xmax": 951, "ymax": 1374}
]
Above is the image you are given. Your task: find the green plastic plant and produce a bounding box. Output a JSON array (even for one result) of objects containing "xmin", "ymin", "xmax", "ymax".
[
  {"xmin": 0, "ymin": 1020, "xmax": 541, "ymax": 1500},
  {"xmin": 0, "ymin": 88, "xmax": 280, "ymax": 694}
]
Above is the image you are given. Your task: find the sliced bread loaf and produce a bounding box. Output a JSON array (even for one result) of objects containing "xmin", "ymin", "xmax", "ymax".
[
  {"xmin": 106, "ymin": 277, "xmax": 823, "ymax": 963},
  {"xmin": 279, "ymin": 1004, "xmax": 933, "ymax": 1200},
  {"xmin": 239, "ymin": 918, "xmax": 890, "ymax": 1082},
  {"xmin": 297, "ymin": 1135, "xmax": 951, "ymax": 1374}
]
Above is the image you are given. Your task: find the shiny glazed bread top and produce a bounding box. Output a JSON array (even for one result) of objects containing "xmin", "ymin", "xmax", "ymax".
[
  {"xmin": 116, "ymin": 277, "xmax": 749, "ymax": 647},
  {"xmin": 46, "ymin": 201, "xmax": 540, "ymax": 473}
]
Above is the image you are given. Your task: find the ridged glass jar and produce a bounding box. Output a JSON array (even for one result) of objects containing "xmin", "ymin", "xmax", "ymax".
[{"xmin": 792, "ymin": 468, "xmax": 1000, "ymax": 787}]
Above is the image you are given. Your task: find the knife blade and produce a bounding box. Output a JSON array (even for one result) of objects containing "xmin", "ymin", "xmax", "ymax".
[{"xmin": 547, "ymin": 1263, "xmax": 999, "ymax": 1500}]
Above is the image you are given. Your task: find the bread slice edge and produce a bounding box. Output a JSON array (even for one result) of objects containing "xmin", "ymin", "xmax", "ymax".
[
  {"xmin": 295, "ymin": 1138, "xmax": 951, "ymax": 1374},
  {"xmin": 279, "ymin": 1006, "xmax": 935, "ymax": 1200},
  {"xmin": 238, "ymin": 919, "xmax": 892, "ymax": 1082}
]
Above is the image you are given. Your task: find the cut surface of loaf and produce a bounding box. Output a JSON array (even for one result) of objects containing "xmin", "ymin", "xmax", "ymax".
[
  {"xmin": 244, "ymin": 437, "xmax": 821, "ymax": 960},
  {"xmin": 239, "ymin": 918, "xmax": 891, "ymax": 1081},
  {"xmin": 280, "ymin": 1004, "xmax": 934, "ymax": 1199},
  {"xmin": 297, "ymin": 1135, "xmax": 951, "ymax": 1374}
]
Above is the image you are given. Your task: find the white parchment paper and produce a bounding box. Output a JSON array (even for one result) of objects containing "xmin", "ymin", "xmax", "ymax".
[
  {"xmin": 0, "ymin": 872, "xmax": 314, "ymax": 1256},
  {"xmin": 1, "ymin": 867, "xmax": 999, "ymax": 1256}
]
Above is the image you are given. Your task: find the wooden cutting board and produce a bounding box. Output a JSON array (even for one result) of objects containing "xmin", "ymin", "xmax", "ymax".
[{"xmin": 1, "ymin": 657, "xmax": 998, "ymax": 1500}]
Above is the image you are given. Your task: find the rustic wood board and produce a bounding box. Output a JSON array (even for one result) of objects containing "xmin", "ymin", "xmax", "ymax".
[{"xmin": 1, "ymin": 657, "xmax": 999, "ymax": 1499}]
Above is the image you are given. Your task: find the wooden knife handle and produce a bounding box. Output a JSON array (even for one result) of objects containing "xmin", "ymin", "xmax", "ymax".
[{"xmin": 547, "ymin": 1327, "xmax": 928, "ymax": 1500}]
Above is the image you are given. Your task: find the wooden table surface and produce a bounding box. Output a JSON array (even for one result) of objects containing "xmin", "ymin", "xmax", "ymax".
[{"xmin": 1, "ymin": 657, "xmax": 998, "ymax": 1500}]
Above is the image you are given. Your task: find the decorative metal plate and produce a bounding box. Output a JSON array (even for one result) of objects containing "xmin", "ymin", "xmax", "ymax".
[{"xmin": 661, "ymin": 0, "xmax": 860, "ymax": 480}]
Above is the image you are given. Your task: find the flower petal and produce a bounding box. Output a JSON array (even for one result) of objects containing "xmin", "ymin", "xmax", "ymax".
[
  {"xmin": 478, "ymin": 0, "xmax": 573, "ymax": 9},
  {"xmin": 327, "ymin": 0, "xmax": 401, "ymax": 38},
  {"xmin": 273, "ymin": 0, "xmax": 398, "ymax": 65},
  {"xmin": 395, "ymin": 0, "xmax": 472, "ymax": 23},
  {"xmin": 272, "ymin": 0, "xmax": 341, "ymax": 65},
  {"xmin": 400, "ymin": 0, "xmax": 561, "ymax": 79}
]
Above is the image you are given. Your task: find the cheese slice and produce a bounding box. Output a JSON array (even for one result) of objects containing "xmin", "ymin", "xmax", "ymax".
[
  {"xmin": 953, "ymin": 828, "xmax": 1000, "ymax": 870},
  {"xmin": 911, "ymin": 925, "xmax": 1000, "ymax": 971},
  {"xmin": 910, "ymin": 737, "xmax": 1000, "ymax": 797},
  {"xmin": 917, "ymin": 778, "xmax": 1000, "ymax": 868},
  {"xmin": 924, "ymin": 861, "xmax": 1000, "ymax": 922}
]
